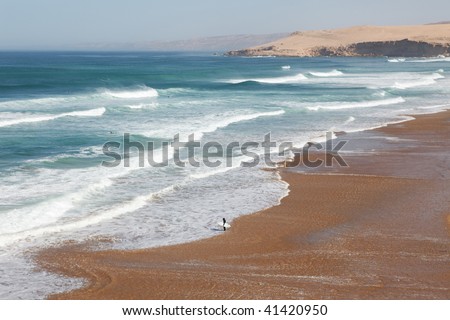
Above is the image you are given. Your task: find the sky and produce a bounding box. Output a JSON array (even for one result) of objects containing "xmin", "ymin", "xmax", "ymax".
[{"xmin": 0, "ymin": 0, "xmax": 449, "ymax": 49}]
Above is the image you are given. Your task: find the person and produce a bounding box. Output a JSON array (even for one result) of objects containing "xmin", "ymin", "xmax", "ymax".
[{"xmin": 223, "ymin": 218, "xmax": 227, "ymax": 231}]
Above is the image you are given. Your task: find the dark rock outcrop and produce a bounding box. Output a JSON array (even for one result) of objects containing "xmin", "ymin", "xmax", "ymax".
[
  {"xmin": 311, "ymin": 39, "xmax": 450, "ymax": 57},
  {"xmin": 228, "ymin": 39, "xmax": 450, "ymax": 57}
]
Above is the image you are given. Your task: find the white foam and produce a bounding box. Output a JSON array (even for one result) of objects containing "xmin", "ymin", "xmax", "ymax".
[
  {"xmin": 344, "ymin": 116, "xmax": 356, "ymax": 125},
  {"xmin": 310, "ymin": 132, "xmax": 338, "ymax": 144},
  {"xmin": 189, "ymin": 166, "xmax": 237, "ymax": 180},
  {"xmin": 143, "ymin": 109, "xmax": 285, "ymax": 140},
  {"xmin": 0, "ymin": 192, "xmax": 148, "ymax": 247},
  {"xmin": 124, "ymin": 103, "xmax": 158, "ymax": 109},
  {"xmin": 0, "ymin": 172, "xmax": 178, "ymax": 247},
  {"xmin": 25, "ymin": 146, "xmax": 105, "ymax": 164},
  {"xmin": 342, "ymin": 115, "xmax": 415, "ymax": 134},
  {"xmin": 0, "ymin": 163, "xmax": 249, "ymax": 248},
  {"xmin": 407, "ymin": 57, "xmax": 450, "ymax": 63},
  {"xmin": 0, "ymin": 106, "xmax": 285, "ymax": 246},
  {"xmin": 392, "ymin": 73, "xmax": 445, "ymax": 89},
  {"xmin": 373, "ymin": 90, "xmax": 387, "ymax": 97},
  {"xmin": 66, "ymin": 107, "xmax": 106, "ymax": 117},
  {"xmin": 194, "ymin": 110, "xmax": 285, "ymax": 138},
  {"xmin": 0, "ymin": 96, "xmax": 77, "ymax": 111},
  {"xmin": 0, "ymin": 107, "xmax": 106, "ymax": 128},
  {"xmin": 302, "ymin": 70, "xmax": 447, "ymax": 92},
  {"xmin": 0, "ymin": 172, "xmax": 115, "ymax": 237},
  {"xmin": 250, "ymin": 55, "xmax": 276, "ymax": 58},
  {"xmin": 415, "ymin": 104, "xmax": 450, "ymax": 114},
  {"xmin": 307, "ymin": 97, "xmax": 405, "ymax": 111},
  {"xmin": 392, "ymin": 79, "xmax": 436, "ymax": 89},
  {"xmin": 281, "ymin": 65, "xmax": 291, "ymax": 70},
  {"xmin": 309, "ymin": 70, "xmax": 344, "ymax": 77},
  {"xmin": 158, "ymin": 88, "xmax": 196, "ymax": 95},
  {"xmin": 0, "ymin": 107, "xmax": 287, "ymax": 243},
  {"xmin": 103, "ymin": 86, "xmax": 159, "ymax": 99},
  {"xmin": 0, "ymin": 113, "xmax": 60, "ymax": 127},
  {"xmin": 79, "ymin": 146, "xmax": 106, "ymax": 156},
  {"xmin": 387, "ymin": 58, "xmax": 406, "ymax": 63},
  {"xmin": 227, "ymin": 73, "xmax": 307, "ymax": 84}
]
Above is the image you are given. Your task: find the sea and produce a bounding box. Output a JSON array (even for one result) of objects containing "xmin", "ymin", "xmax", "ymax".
[{"xmin": 0, "ymin": 52, "xmax": 449, "ymax": 298}]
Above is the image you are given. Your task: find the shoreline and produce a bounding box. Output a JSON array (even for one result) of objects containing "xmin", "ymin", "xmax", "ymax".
[{"xmin": 37, "ymin": 110, "xmax": 450, "ymax": 299}]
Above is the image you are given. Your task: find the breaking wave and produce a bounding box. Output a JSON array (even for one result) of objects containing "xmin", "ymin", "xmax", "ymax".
[
  {"xmin": 103, "ymin": 86, "xmax": 159, "ymax": 99},
  {"xmin": 0, "ymin": 107, "xmax": 106, "ymax": 128},
  {"xmin": 392, "ymin": 73, "xmax": 444, "ymax": 89},
  {"xmin": 308, "ymin": 70, "xmax": 344, "ymax": 77},
  {"xmin": 227, "ymin": 73, "xmax": 308, "ymax": 84},
  {"xmin": 307, "ymin": 97, "xmax": 405, "ymax": 111}
]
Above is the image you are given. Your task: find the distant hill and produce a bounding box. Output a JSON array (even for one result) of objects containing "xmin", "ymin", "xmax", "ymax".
[
  {"xmin": 76, "ymin": 33, "xmax": 289, "ymax": 52},
  {"xmin": 426, "ymin": 21, "xmax": 450, "ymax": 25},
  {"xmin": 227, "ymin": 24, "xmax": 450, "ymax": 57}
]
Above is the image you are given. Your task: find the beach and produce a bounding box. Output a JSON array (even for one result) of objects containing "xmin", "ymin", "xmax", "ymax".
[
  {"xmin": 1, "ymin": 52, "xmax": 449, "ymax": 299},
  {"xmin": 37, "ymin": 110, "xmax": 450, "ymax": 300}
]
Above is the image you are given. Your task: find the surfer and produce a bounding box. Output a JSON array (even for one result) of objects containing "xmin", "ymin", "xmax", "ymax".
[{"xmin": 223, "ymin": 218, "xmax": 227, "ymax": 231}]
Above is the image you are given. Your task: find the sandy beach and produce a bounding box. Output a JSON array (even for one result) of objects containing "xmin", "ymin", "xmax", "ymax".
[{"xmin": 37, "ymin": 110, "xmax": 450, "ymax": 299}]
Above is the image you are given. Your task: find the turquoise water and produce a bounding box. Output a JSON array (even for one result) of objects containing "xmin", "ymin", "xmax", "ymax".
[{"xmin": 0, "ymin": 52, "xmax": 449, "ymax": 298}]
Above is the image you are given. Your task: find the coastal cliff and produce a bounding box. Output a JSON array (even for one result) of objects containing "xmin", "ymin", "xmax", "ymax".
[{"xmin": 227, "ymin": 24, "xmax": 450, "ymax": 57}]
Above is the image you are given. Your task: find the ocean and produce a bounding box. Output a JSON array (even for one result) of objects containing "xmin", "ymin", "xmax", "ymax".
[{"xmin": 0, "ymin": 52, "xmax": 449, "ymax": 298}]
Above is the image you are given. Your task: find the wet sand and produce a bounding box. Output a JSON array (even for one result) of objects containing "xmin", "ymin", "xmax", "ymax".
[{"xmin": 38, "ymin": 111, "xmax": 450, "ymax": 299}]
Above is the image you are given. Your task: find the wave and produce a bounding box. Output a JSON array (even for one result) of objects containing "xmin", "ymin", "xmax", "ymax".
[
  {"xmin": 392, "ymin": 73, "xmax": 444, "ymax": 89},
  {"xmin": 143, "ymin": 109, "xmax": 285, "ymax": 140},
  {"xmin": 0, "ymin": 172, "xmax": 115, "ymax": 238},
  {"xmin": 307, "ymin": 97, "xmax": 405, "ymax": 111},
  {"xmin": 66, "ymin": 108, "xmax": 106, "ymax": 117},
  {"xmin": 0, "ymin": 187, "xmax": 154, "ymax": 247},
  {"xmin": 123, "ymin": 103, "xmax": 158, "ymax": 109},
  {"xmin": 387, "ymin": 58, "xmax": 406, "ymax": 63},
  {"xmin": 417, "ymin": 103, "xmax": 450, "ymax": 110},
  {"xmin": 373, "ymin": 90, "xmax": 387, "ymax": 97},
  {"xmin": 392, "ymin": 79, "xmax": 436, "ymax": 89},
  {"xmin": 157, "ymin": 88, "xmax": 196, "ymax": 95},
  {"xmin": 302, "ymin": 70, "xmax": 446, "ymax": 92},
  {"xmin": 281, "ymin": 65, "xmax": 291, "ymax": 70},
  {"xmin": 0, "ymin": 163, "xmax": 243, "ymax": 247},
  {"xmin": 227, "ymin": 73, "xmax": 307, "ymax": 84},
  {"xmin": 193, "ymin": 110, "xmax": 285, "ymax": 139},
  {"xmin": 0, "ymin": 107, "xmax": 106, "ymax": 128},
  {"xmin": 0, "ymin": 96, "xmax": 79, "ymax": 112},
  {"xmin": 246, "ymin": 55, "xmax": 276, "ymax": 58},
  {"xmin": 103, "ymin": 86, "xmax": 159, "ymax": 99},
  {"xmin": 308, "ymin": 70, "xmax": 344, "ymax": 77},
  {"xmin": 25, "ymin": 146, "xmax": 105, "ymax": 165},
  {"xmin": 407, "ymin": 56, "xmax": 450, "ymax": 63},
  {"xmin": 189, "ymin": 167, "xmax": 235, "ymax": 180},
  {"xmin": 414, "ymin": 104, "xmax": 450, "ymax": 115},
  {"xmin": 0, "ymin": 87, "xmax": 159, "ymax": 112},
  {"xmin": 344, "ymin": 116, "xmax": 356, "ymax": 125}
]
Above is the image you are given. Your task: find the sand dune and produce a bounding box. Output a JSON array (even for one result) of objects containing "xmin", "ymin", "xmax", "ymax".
[{"xmin": 228, "ymin": 24, "xmax": 450, "ymax": 57}]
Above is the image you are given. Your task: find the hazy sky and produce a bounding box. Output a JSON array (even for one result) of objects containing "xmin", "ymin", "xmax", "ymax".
[{"xmin": 0, "ymin": 0, "xmax": 449, "ymax": 49}]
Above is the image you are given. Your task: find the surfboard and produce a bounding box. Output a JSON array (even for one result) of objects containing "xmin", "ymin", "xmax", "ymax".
[{"xmin": 217, "ymin": 222, "xmax": 231, "ymax": 229}]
